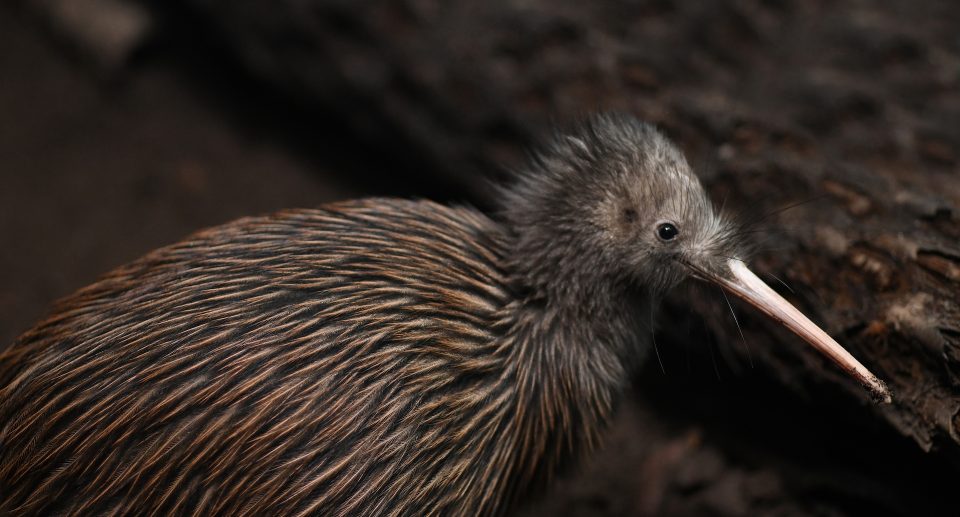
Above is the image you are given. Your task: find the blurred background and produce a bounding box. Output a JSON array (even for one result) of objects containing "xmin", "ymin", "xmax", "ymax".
[{"xmin": 2, "ymin": 0, "xmax": 958, "ymax": 515}]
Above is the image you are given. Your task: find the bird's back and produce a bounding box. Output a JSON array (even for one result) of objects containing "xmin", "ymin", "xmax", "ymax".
[{"xmin": 0, "ymin": 199, "xmax": 520, "ymax": 516}]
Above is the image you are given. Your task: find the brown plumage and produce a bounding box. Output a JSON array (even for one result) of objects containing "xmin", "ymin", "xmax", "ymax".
[{"xmin": 0, "ymin": 113, "xmax": 888, "ymax": 516}]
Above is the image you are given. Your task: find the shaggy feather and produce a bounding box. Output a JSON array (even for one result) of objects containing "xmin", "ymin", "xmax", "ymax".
[{"xmin": 0, "ymin": 113, "xmax": 738, "ymax": 516}]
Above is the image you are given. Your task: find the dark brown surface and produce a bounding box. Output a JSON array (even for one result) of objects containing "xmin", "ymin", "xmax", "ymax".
[{"xmin": 2, "ymin": 0, "xmax": 959, "ymax": 515}]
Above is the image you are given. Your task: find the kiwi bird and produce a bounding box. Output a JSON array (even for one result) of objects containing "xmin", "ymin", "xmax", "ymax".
[{"xmin": 0, "ymin": 113, "xmax": 889, "ymax": 516}]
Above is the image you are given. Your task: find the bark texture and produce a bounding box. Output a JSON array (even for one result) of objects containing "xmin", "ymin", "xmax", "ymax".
[{"xmin": 152, "ymin": 0, "xmax": 960, "ymax": 514}]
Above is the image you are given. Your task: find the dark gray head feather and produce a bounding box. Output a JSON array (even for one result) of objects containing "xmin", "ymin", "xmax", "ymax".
[{"xmin": 501, "ymin": 112, "xmax": 742, "ymax": 301}]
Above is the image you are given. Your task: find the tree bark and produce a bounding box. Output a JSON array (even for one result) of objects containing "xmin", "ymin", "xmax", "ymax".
[{"xmin": 159, "ymin": 0, "xmax": 960, "ymax": 513}]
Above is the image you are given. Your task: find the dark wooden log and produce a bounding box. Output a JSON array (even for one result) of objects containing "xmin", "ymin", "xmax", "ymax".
[{"xmin": 145, "ymin": 0, "xmax": 960, "ymax": 513}]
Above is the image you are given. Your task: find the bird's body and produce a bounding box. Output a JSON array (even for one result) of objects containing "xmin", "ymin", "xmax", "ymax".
[
  {"xmin": 0, "ymin": 114, "xmax": 888, "ymax": 516},
  {"xmin": 0, "ymin": 199, "xmax": 645, "ymax": 516}
]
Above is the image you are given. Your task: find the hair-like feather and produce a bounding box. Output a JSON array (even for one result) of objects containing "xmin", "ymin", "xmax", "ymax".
[{"xmin": 0, "ymin": 113, "xmax": 736, "ymax": 516}]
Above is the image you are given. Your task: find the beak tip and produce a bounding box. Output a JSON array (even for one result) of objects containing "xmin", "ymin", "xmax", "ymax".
[{"xmin": 868, "ymin": 378, "xmax": 893, "ymax": 405}]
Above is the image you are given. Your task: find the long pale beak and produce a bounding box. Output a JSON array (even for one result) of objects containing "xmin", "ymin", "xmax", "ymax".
[{"xmin": 694, "ymin": 258, "xmax": 891, "ymax": 404}]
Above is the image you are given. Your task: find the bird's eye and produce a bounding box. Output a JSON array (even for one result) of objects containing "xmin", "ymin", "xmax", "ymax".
[{"xmin": 656, "ymin": 222, "xmax": 679, "ymax": 241}]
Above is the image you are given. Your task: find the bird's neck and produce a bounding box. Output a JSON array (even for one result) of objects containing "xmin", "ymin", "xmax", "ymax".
[{"xmin": 497, "ymin": 276, "xmax": 653, "ymax": 492}]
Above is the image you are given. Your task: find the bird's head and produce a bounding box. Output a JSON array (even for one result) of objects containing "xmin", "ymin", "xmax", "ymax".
[{"xmin": 502, "ymin": 113, "xmax": 890, "ymax": 402}]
